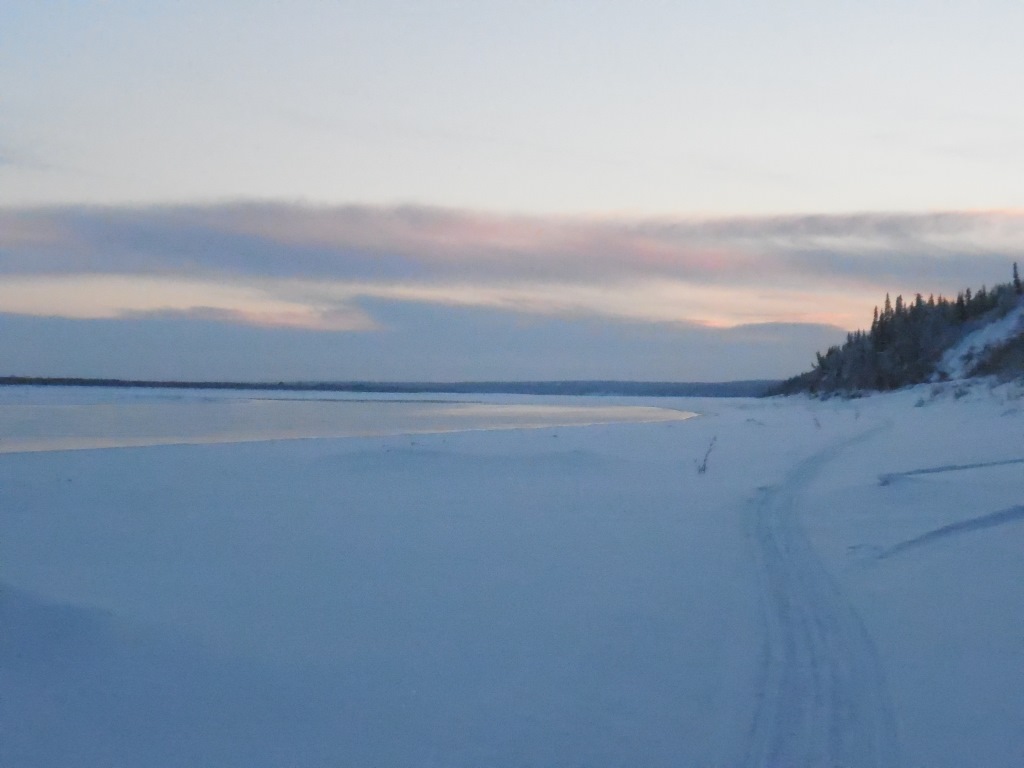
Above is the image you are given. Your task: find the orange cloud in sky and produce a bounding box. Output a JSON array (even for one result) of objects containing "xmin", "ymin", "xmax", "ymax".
[
  {"xmin": 0, "ymin": 270, "xmax": 869, "ymax": 333},
  {"xmin": 0, "ymin": 275, "xmax": 377, "ymax": 332},
  {"xmin": 275, "ymin": 276, "xmax": 870, "ymax": 330}
]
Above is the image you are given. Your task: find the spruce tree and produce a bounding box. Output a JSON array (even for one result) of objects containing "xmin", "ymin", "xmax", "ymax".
[{"xmin": 773, "ymin": 268, "xmax": 1024, "ymax": 395}]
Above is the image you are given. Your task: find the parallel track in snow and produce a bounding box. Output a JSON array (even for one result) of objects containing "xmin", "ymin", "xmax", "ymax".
[{"xmin": 743, "ymin": 427, "xmax": 901, "ymax": 768}]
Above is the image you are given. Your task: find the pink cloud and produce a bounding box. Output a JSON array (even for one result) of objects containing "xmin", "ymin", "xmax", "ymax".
[{"xmin": 1, "ymin": 203, "xmax": 1022, "ymax": 332}]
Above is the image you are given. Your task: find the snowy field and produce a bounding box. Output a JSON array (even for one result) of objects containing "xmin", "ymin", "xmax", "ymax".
[{"xmin": 2, "ymin": 383, "xmax": 1023, "ymax": 767}]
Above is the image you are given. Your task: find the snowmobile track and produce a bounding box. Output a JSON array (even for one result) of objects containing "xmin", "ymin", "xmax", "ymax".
[{"xmin": 743, "ymin": 426, "xmax": 901, "ymax": 768}]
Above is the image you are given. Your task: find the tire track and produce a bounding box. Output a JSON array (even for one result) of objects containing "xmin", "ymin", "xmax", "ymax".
[{"xmin": 743, "ymin": 426, "xmax": 900, "ymax": 768}]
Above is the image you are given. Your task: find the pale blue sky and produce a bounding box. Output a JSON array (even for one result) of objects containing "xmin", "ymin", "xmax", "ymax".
[
  {"xmin": 1, "ymin": 2, "xmax": 1022, "ymax": 380},
  {"xmin": 5, "ymin": 0, "xmax": 1024, "ymax": 213}
]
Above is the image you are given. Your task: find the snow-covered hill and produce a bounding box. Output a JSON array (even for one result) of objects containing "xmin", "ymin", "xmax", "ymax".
[
  {"xmin": 938, "ymin": 298, "xmax": 1024, "ymax": 379},
  {"xmin": 777, "ymin": 279, "xmax": 1024, "ymax": 394}
]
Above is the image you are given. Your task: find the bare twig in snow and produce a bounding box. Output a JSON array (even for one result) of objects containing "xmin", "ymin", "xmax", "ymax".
[{"xmin": 696, "ymin": 436, "xmax": 717, "ymax": 474}]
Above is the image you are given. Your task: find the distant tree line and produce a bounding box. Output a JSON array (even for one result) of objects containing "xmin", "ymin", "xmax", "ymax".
[
  {"xmin": 774, "ymin": 264, "xmax": 1024, "ymax": 395},
  {"xmin": 0, "ymin": 376, "xmax": 778, "ymax": 398}
]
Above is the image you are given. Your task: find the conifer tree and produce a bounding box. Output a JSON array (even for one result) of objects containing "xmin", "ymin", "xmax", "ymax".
[{"xmin": 773, "ymin": 268, "xmax": 1023, "ymax": 395}]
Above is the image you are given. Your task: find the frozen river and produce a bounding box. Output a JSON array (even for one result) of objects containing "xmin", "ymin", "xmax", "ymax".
[{"xmin": 0, "ymin": 386, "xmax": 695, "ymax": 452}]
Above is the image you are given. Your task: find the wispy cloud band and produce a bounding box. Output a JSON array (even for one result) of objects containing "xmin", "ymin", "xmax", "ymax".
[{"xmin": 1, "ymin": 203, "xmax": 1021, "ymax": 331}]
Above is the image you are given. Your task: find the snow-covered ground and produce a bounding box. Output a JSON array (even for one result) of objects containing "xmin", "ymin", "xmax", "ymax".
[
  {"xmin": 1, "ymin": 382, "xmax": 1022, "ymax": 767},
  {"xmin": 938, "ymin": 298, "xmax": 1024, "ymax": 379}
]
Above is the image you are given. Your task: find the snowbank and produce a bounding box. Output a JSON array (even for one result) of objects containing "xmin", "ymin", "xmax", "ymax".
[{"xmin": 1, "ymin": 383, "xmax": 1022, "ymax": 766}]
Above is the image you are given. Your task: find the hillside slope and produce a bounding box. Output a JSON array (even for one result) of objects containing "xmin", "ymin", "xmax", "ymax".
[
  {"xmin": 938, "ymin": 301, "xmax": 1024, "ymax": 380},
  {"xmin": 776, "ymin": 270, "xmax": 1024, "ymax": 395}
]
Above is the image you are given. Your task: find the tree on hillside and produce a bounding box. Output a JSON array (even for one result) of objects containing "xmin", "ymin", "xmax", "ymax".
[{"xmin": 773, "ymin": 269, "xmax": 1023, "ymax": 395}]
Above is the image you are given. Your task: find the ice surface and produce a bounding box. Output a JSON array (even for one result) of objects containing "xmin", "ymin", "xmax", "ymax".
[
  {"xmin": 1, "ymin": 382, "xmax": 1022, "ymax": 766},
  {"xmin": 0, "ymin": 386, "xmax": 693, "ymax": 453}
]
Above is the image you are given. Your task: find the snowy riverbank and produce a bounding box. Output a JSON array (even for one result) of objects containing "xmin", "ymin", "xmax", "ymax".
[{"xmin": 2, "ymin": 382, "xmax": 1022, "ymax": 766}]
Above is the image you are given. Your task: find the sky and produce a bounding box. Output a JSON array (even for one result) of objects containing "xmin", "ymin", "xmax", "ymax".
[{"xmin": 2, "ymin": 1, "xmax": 1024, "ymax": 381}]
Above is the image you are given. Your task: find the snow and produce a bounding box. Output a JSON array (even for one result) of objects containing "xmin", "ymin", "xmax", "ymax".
[
  {"xmin": 938, "ymin": 299, "xmax": 1024, "ymax": 379},
  {"xmin": 1, "ymin": 382, "xmax": 1023, "ymax": 766}
]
